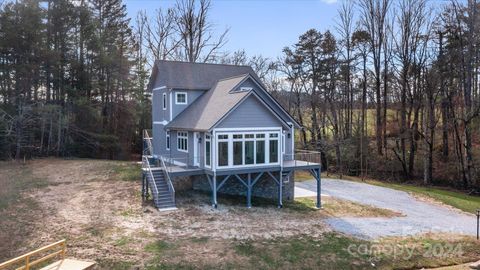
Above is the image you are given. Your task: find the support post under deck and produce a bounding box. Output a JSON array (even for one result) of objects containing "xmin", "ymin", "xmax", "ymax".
[
  {"xmin": 278, "ymin": 171, "xmax": 283, "ymax": 208},
  {"xmin": 314, "ymin": 168, "xmax": 321, "ymax": 208},
  {"xmin": 212, "ymin": 173, "xmax": 217, "ymax": 208},
  {"xmin": 247, "ymin": 173, "xmax": 252, "ymax": 208},
  {"xmin": 141, "ymin": 172, "xmax": 146, "ymax": 199}
]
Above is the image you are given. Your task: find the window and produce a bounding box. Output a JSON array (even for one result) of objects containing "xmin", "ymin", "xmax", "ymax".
[
  {"xmin": 256, "ymin": 140, "xmax": 265, "ymax": 164},
  {"xmin": 217, "ymin": 134, "xmax": 229, "ymax": 167},
  {"xmin": 233, "ymin": 134, "xmax": 243, "ymax": 165},
  {"xmin": 166, "ymin": 131, "xmax": 170, "ymax": 150},
  {"xmin": 216, "ymin": 131, "xmax": 280, "ymax": 168},
  {"xmin": 244, "ymin": 141, "xmax": 254, "ymax": 165},
  {"xmin": 205, "ymin": 135, "xmax": 211, "ymax": 167},
  {"xmin": 162, "ymin": 93, "xmax": 167, "ymax": 110},
  {"xmin": 269, "ymin": 139, "xmax": 278, "ymax": 163},
  {"xmin": 177, "ymin": 131, "xmax": 188, "ymax": 152},
  {"xmin": 176, "ymin": 92, "xmax": 187, "ymax": 104}
]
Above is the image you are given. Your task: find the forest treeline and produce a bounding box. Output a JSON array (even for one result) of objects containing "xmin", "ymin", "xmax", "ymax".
[{"xmin": 0, "ymin": 0, "xmax": 479, "ymax": 190}]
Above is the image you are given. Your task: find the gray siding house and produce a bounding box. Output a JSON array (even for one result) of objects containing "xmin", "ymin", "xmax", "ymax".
[{"xmin": 142, "ymin": 60, "xmax": 321, "ymax": 210}]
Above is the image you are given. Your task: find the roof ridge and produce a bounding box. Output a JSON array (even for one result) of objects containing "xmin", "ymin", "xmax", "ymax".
[{"xmin": 156, "ymin": 59, "xmax": 253, "ymax": 69}]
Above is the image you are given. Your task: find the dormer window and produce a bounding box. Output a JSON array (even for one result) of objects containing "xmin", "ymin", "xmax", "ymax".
[{"xmin": 176, "ymin": 92, "xmax": 187, "ymax": 104}]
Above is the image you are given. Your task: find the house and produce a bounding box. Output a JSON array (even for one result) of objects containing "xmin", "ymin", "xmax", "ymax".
[{"xmin": 142, "ymin": 60, "xmax": 321, "ymax": 211}]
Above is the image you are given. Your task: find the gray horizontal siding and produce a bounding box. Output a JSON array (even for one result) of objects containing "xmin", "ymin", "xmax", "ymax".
[
  {"xmin": 216, "ymin": 95, "xmax": 284, "ymax": 129},
  {"xmin": 171, "ymin": 89, "xmax": 205, "ymax": 120}
]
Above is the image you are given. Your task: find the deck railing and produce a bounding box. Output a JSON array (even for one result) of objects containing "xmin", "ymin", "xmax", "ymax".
[
  {"xmin": 160, "ymin": 156, "xmax": 176, "ymax": 205},
  {"xmin": 142, "ymin": 155, "xmax": 159, "ymax": 206},
  {"xmin": 143, "ymin": 129, "xmax": 153, "ymax": 156},
  {"xmin": 0, "ymin": 239, "xmax": 66, "ymax": 270},
  {"xmin": 163, "ymin": 154, "xmax": 201, "ymax": 173},
  {"xmin": 283, "ymin": 150, "xmax": 322, "ymax": 167}
]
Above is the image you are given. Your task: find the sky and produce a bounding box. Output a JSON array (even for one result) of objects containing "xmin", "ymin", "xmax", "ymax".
[{"xmin": 125, "ymin": 0, "xmax": 340, "ymax": 59}]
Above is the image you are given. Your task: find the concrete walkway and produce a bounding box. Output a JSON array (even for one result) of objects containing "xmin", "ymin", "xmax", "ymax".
[{"xmin": 296, "ymin": 178, "xmax": 478, "ymax": 239}]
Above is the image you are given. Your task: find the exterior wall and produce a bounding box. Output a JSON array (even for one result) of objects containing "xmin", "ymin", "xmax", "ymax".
[
  {"xmin": 152, "ymin": 88, "xmax": 169, "ymax": 156},
  {"xmin": 192, "ymin": 173, "xmax": 295, "ymax": 202},
  {"xmin": 171, "ymin": 89, "xmax": 204, "ymax": 120},
  {"xmin": 151, "ymin": 88, "xmax": 205, "ymax": 158},
  {"xmin": 216, "ymin": 95, "xmax": 284, "ymax": 129}
]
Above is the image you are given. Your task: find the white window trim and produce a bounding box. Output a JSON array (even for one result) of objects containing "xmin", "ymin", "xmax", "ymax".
[
  {"xmin": 162, "ymin": 93, "xmax": 167, "ymax": 110},
  {"xmin": 175, "ymin": 92, "xmax": 188, "ymax": 105},
  {"xmin": 205, "ymin": 134, "xmax": 212, "ymax": 168},
  {"xmin": 215, "ymin": 129, "xmax": 281, "ymax": 169},
  {"xmin": 166, "ymin": 131, "xmax": 170, "ymax": 150},
  {"xmin": 177, "ymin": 131, "xmax": 188, "ymax": 153}
]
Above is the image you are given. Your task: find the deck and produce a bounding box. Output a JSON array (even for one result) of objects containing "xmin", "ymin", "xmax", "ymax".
[{"xmin": 156, "ymin": 159, "xmax": 320, "ymax": 178}]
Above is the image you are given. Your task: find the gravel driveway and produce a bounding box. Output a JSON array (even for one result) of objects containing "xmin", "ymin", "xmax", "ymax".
[{"xmin": 296, "ymin": 178, "xmax": 478, "ymax": 239}]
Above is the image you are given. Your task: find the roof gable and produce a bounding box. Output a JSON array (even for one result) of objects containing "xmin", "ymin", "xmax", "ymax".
[{"xmin": 213, "ymin": 93, "xmax": 289, "ymax": 130}]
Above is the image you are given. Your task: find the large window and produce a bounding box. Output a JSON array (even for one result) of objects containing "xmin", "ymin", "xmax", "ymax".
[
  {"xmin": 217, "ymin": 134, "xmax": 229, "ymax": 167},
  {"xmin": 269, "ymin": 133, "xmax": 278, "ymax": 163},
  {"xmin": 177, "ymin": 131, "xmax": 188, "ymax": 152},
  {"xmin": 176, "ymin": 92, "xmax": 187, "ymax": 104},
  {"xmin": 216, "ymin": 131, "xmax": 280, "ymax": 168},
  {"xmin": 205, "ymin": 134, "xmax": 211, "ymax": 167}
]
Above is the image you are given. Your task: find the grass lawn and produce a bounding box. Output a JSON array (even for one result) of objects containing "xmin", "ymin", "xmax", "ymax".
[{"xmin": 343, "ymin": 176, "xmax": 480, "ymax": 215}]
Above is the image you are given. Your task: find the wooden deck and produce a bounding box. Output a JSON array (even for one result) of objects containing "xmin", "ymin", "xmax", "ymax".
[
  {"xmin": 283, "ymin": 160, "xmax": 321, "ymax": 170},
  {"xmin": 155, "ymin": 159, "xmax": 320, "ymax": 178},
  {"xmin": 39, "ymin": 259, "xmax": 95, "ymax": 270}
]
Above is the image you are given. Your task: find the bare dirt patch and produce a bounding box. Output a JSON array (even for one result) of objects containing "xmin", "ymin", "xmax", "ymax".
[{"xmin": 1, "ymin": 158, "xmax": 330, "ymax": 268}]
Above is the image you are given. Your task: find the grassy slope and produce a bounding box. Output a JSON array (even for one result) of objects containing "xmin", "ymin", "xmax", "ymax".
[{"xmin": 343, "ymin": 176, "xmax": 480, "ymax": 214}]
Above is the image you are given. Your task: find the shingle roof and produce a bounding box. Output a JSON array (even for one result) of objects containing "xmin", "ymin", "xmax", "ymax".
[
  {"xmin": 166, "ymin": 74, "xmax": 251, "ymax": 131},
  {"xmin": 152, "ymin": 60, "xmax": 256, "ymax": 90}
]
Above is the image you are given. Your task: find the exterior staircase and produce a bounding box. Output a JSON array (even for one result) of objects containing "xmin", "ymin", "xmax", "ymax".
[
  {"xmin": 142, "ymin": 155, "xmax": 176, "ymax": 211},
  {"xmin": 149, "ymin": 169, "xmax": 176, "ymax": 210}
]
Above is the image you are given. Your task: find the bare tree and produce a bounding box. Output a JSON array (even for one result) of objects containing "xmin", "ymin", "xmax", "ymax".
[
  {"xmin": 359, "ymin": 0, "xmax": 391, "ymax": 155},
  {"xmin": 138, "ymin": 8, "xmax": 179, "ymax": 65},
  {"xmin": 336, "ymin": 0, "xmax": 355, "ymax": 139},
  {"xmin": 174, "ymin": 0, "xmax": 228, "ymax": 63}
]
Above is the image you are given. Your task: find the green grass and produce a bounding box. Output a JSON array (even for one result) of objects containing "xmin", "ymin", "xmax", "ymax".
[
  {"xmin": 111, "ymin": 162, "xmax": 140, "ymax": 181},
  {"xmin": 232, "ymin": 233, "xmax": 372, "ymax": 269},
  {"xmin": 145, "ymin": 240, "xmax": 175, "ymax": 254},
  {"xmin": 0, "ymin": 163, "xmax": 49, "ymax": 210},
  {"xmin": 345, "ymin": 176, "xmax": 480, "ymax": 214}
]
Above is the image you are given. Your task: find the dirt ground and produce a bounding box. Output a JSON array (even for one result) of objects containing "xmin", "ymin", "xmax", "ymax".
[
  {"xmin": 2, "ymin": 158, "xmax": 479, "ymax": 270},
  {"xmin": 0, "ymin": 159, "xmax": 334, "ymax": 268}
]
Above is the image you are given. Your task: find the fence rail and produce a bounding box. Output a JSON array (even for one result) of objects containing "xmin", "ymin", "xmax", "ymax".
[
  {"xmin": 0, "ymin": 239, "xmax": 66, "ymax": 270},
  {"xmin": 283, "ymin": 150, "xmax": 322, "ymax": 167},
  {"xmin": 143, "ymin": 129, "xmax": 153, "ymax": 156},
  {"xmin": 142, "ymin": 155, "xmax": 159, "ymax": 206}
]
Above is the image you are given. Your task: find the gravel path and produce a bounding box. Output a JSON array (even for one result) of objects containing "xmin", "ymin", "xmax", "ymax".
[{"xmin": 296, "ymin": 178, "xmax": 478, "ymax": 239}]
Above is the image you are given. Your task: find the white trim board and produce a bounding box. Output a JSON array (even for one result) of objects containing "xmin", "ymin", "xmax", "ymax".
[
  {"xmin": 152, "ymin": 86, "xmax": 167, "ymax": 91},
  {"xmin": 153, "ymin": 120, "xmax": 169, "ymax": 125}
]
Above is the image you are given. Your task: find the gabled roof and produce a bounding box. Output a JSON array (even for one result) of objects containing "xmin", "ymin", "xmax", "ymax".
[
  {"xmin": 166, "ymin": 74, "xmax": 251, "ymax": 131},
  {"xmin": 148, "ymin": 60, "xmax": 256, "ymax": 90}
]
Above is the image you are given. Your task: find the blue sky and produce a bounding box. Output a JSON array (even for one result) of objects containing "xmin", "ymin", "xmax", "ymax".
[{"xmin": 125, "ymin": 0, "xmax": 340, "ymax": 59}]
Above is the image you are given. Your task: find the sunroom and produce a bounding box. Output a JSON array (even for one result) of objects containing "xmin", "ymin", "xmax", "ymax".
[{"xmin": 209, "ymin": 129, "xmax": 282, "ymax": 170}]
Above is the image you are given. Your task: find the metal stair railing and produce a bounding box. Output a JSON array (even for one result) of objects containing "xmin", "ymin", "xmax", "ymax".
[
  {"xmin": 143, "ymin": 130, "xmax": 153, "ymax": 156},
  {"xmin": 142, "ymin": 156, "xmax": 159, "ymax": 207},
  {"xmin": 160, "ymin": 156, "xmax": 176, "ymax": 206}
]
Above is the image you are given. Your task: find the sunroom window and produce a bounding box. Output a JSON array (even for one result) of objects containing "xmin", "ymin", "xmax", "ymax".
[{"xmin": 216, "ymin": 131, "xmax": 280, "ymax": 168}]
